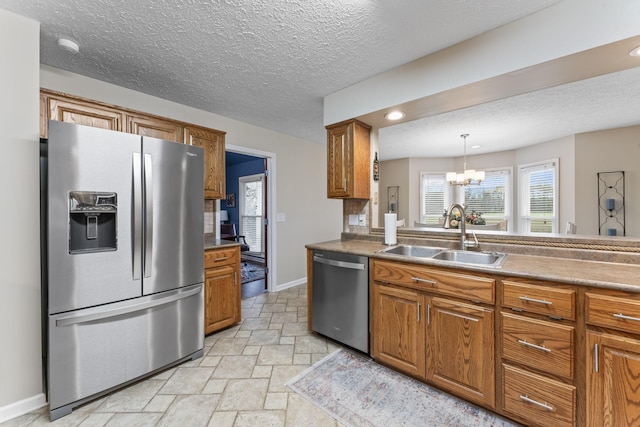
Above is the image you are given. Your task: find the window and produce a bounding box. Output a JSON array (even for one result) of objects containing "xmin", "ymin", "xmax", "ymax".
[
  {"xmin": 459, "ymin": 168, "xmax": 512, "ymax": 231},
  {"xmin": 419, "ymin": 173, "xmax": 450, "ymax": 225},
  {"xmin": 239, "ymin": 173, "xmax": 265, "ymax": 255},
  {"xmin": 518, "ymin": 160, "xmax": 558, "ymax": 233}
]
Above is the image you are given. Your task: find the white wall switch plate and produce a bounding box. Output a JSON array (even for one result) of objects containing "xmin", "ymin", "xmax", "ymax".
[
  {"xmin": 358, "ymin": 214, "xmax": 366, "ymax": 226},
  {"xmin": 348, "ymin": 214, "xmax": 358, "ymax": 226}
]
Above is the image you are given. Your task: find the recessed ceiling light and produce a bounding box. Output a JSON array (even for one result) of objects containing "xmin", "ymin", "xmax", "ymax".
[
  {"xmin": 385, "ymin": 111, "xmax": 405, "ymax": 121},
  {"xmin": 58, "ymin": 38, "xmax": 80, "ymax": 54},
  {"xmin": 630, "ymin": 45, "xmax": 640, "ymax": 57}
]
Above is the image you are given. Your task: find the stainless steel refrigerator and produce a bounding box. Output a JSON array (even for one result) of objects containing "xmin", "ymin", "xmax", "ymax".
[{"xmin": 43, "ymin": 121, "xmax": 205, "ymax": 420}]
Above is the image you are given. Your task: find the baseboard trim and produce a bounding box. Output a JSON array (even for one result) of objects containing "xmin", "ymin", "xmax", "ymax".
[
  {"xmin": 0, "ymin": 393, "xmax": 47, "ymax": 424},
  {"xmin": 273, "ymin": 277, "xmax": 306, "ymax": 292}
]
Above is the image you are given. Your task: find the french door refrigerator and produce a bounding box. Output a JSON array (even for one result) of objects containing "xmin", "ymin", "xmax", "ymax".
[{"xmin": 43, "ymin": 121, "xmax": 204, "ymax": 420}]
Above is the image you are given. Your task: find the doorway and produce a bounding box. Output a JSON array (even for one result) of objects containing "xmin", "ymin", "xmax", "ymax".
[{"xmin": 224, "ymin": 146, "xmax": 275, "ymax": 298}]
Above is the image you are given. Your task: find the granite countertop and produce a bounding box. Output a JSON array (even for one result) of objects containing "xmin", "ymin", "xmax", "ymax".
[
  {"xmin": 306, "ymin": 239, "xmax": 640, "ymax": 293},
  {"xmin": 204, "ymin": 234, "xmax": 241, "ymax": 250}
]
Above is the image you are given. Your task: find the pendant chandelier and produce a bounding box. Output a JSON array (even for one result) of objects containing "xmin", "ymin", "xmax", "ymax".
[{"xmin": 446, "ymin": 134, "xmax": 485, "ymax": 186}]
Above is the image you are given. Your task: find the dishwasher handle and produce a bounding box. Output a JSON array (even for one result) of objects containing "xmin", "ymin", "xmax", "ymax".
[{"xmin": 313, "ymin": 255, "xmax": 365, "ymax": 270}]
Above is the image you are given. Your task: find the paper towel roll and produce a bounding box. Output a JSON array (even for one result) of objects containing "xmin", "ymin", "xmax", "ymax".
[{"xmin": 384, "ymin": 213, "xmax": 397, "ymax": 245}]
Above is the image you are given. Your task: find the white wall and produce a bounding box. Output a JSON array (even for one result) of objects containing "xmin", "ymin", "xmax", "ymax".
[
  {"xmin": 40, "ymin": 66, "xmax": 343, "ymax": 288},
  {"xmin": 380, "ymin": 135, "xmax": 576, "ymax": 233},
  {"xmin": 0, "ymin": 9, "xmax": 45, "ymax": 420},
  {"xmin": 324, "ymin": 0, "xmax": 640, "ymax": 124},
  {"xmin": 575, "ymin": 126, "xmax": 640, "ymax": 236}
]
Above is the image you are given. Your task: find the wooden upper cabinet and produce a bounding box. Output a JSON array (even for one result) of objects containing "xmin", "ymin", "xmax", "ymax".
[
  {"xmin": 127, "ymin": 114, "xmax": 183, "ymax": 143},
  {"xmin": 41, "ymin": 92, "xmax": 124, "ymax": 138},
  {"xmin": 326, "ymin": 119, "xmax": 371, "ymax": 199},
  {"xmin": 185, "ymin": 126, "xmax": 226, "ymax": 199}
]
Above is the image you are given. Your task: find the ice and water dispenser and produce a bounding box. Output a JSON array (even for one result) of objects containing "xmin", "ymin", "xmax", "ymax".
[{"xmin": 68, "ymin": 191, "xmax": 117, "ymax": 254}]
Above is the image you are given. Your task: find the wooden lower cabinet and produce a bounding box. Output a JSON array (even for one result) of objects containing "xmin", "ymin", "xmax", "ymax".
[
  {"xmin": 427, "ymin": 297, "xmax": 495, "ymax": 408},
  {"xmin": 586, "ymin": 331, "xmax": 640, "ymax": 427},
  {"xmin": 371, "ymin": 283, "xmax": 426, "ymax": 379},
  {"xmin": 503, "ymin": 364, "xmax": 576, "ymax": 427},
  {"xmin": 204, "ymin": 246, "xmax": 241, "ymax": 335},
  {"xmin": 371, "ymin": 277, "xmax": 495, "ymax": 408}
]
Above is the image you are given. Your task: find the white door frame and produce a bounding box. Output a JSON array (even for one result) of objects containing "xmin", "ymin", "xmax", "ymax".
[{"xmin": 226, "ymin": 144, "xmax": 276, "ymax": 293}]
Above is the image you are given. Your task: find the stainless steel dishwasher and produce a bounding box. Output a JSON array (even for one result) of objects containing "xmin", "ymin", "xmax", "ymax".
[{"xmin": 312, "ymin": 250, "xmax": 369, "ymax": 353}]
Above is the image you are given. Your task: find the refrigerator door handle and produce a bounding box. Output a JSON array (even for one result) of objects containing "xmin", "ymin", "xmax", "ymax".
[
  {"xmin": 144, "ymin": 153, "xmax": 153, "ymax": 278},
  {"xmin": 132, "ymin": 152, "xmax": 142, "ymax": 280},
  {"xmin": 55, "ymin": 285, "xmax": 201, "ymax": 327}
]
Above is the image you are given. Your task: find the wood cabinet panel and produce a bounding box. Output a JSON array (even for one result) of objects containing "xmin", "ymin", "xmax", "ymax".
[
  {"xmin": 586, "ymin": 330, "xmax": 640, "ymax": 427},
  {"xmin": 373, "ymin": 260, "xmax": 495, "ymax": 303},
  {"xmin": 371, "ymin": 283, "xmax": 426, "ymax": 379},
  {"xmin": 204, "ymin": 246, "xmax": 241, "ymax": 335},
  {"xmin": 502, "ymin": 312, "xmax": 574, "ymax": 380},
  {"xmin": 185, "ymin": 126, "xmax": 226, "ymax": 199},
  {"xmin": 427, "ymin": 297, "xmax": 495, "ymax": 408},
  {"xmin": 326, "ymin": 119, "xmax": 370, "ymax": 199},
  {"xmin": 503, "ymin": 280, "xmax": 575, "ymax": 320},
  {"xmin": 46, "ymin": 95, "xmax": 124, "ymax": 135},
  {"xmin": 503, "ymin": 364, "xmax": 576, "ymax": 427},
  {"xmin": 127, "ymin": 114, "xmax": 183, "ymax": 143},
  {"xmin": 586, "ymin": 292, "xmax": 640, "ymax": 334}
]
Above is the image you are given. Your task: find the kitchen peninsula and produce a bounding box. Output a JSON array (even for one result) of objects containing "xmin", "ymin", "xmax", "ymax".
[{"xmin": 306, "ymin": 231, "xmax": 640, "ymax": 427}]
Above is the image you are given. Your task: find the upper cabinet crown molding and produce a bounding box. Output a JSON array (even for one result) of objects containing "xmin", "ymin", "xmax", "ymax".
[{"xmin": 40, "ymin": 89, "xmax": 227, "ymax": 199}]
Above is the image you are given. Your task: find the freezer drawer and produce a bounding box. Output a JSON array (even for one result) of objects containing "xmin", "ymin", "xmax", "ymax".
[{"xmin": 48, "ymin": 283, "xmax": 203, "ymax": 419}]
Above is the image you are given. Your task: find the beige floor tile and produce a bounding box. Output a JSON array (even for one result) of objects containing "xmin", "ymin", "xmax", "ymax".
[
  {"xmin": 217, "ymin": 379, "xmax": 269, "ymax": 411},
  {"xmin": 252, "ymin": 364, "xmax": 273, "ymax": 378},
  {"xmin": 211, "ymin": 325, "xmax": 241, "ymax": 339},
  {"xmin": 207, "ymin": 411, "xmax": 236, "ymax": 427},
  {"xmin": 279, "ymin": 336, "xmax": 295, "ymax": 345},
  {"xmin": 158, "ymin": 367, "xmax": 214, "ymax": 395},
  {"xmin": 285, "ymin": 394, "xmax": 338, "ymax": 427},
  {"xmin": 247, "ymin": 329, "xmax": 281, "ymax": 345},
  {"xmin": 295, "ymin": 335, "xmax": 328, "ymax": 354},
  {"xmin": 234, "ymin": 410, "xmax": 286, "ymax": 427},
  {"xmin": 78, "ymin": 412, "xmax": 113, "ymax": 426},
  {"xmin": 281, "ymin": 322, "xmax": 309, "ymax": 336},
  {"xmin": 269, "ymin": 322, "xmax": 284, "ymax": 330},
  {"xmin": 242, "ymin": 345, "xmax": 261, "ymax": 355},
  {"xmin": 208, "ymin": 337, "xmax": 249, "ymax": 356},
  {"xmin": 293, "ymin": 353, "xmax": 311, "ymax": 365},
  {"xmin": 199, "ymin": 355, "xmax": 222, "ymax": 367},
  {"xmin": 268, "ymin": 365, "xmax": 308, "ymax": 393},
  {"xmin": 202, "ymin": 378, "xmax": 228, "ymax": 394},
  {"xmin": 212, "ymin": 355, "xmax": 257, "ymax": 379},
  {"xmin": 261, "ymin": 303, "xmax": 287, "ymax": 313},
  {"xmin": 96, "ymin": 380, "xmax": 164, "ymax": 412},
  {"xmin": 257, "ymin": 344, "xmax": 294, "ymax": 365},
  {"xmin": 264, "ymin": 392, "xmax": 288, "ymax": 410},
  {"xmin": 143, "ymin": 395, "xmax": 175, "ymax": 412},
  {"xmin": 270, "ymin": 312, "xmax": 298, "ymax": 324},
  {"xmin": 240, "ymin": 317, "xmax": 271, "ymax": 330},
  {"xmin": 156, "ymin": 395, "xmax": 219, "ymax": 427},
  {"xmin": 104, "ymin": 413, "xmax": 161, "ymax": 427}
]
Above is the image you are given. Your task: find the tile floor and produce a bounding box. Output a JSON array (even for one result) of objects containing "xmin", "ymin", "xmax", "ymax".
[{"xmin": 4, "ymin": 284, "xmax": 347, "ymax": 427}]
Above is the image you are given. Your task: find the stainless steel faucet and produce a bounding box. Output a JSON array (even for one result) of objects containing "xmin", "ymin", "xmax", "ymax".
[{"xmin": 443, "ymin": 203, "xmax": 478, "ymax": 250}]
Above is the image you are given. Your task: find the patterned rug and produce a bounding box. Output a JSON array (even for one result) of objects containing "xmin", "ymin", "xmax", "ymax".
[
  {"xmin": 240, "ymin": 262, "xmax": 265, "ymax": 284},
  {"xmin": 286, "ymin": 349, "xmax": 520, "ymax": 427}
]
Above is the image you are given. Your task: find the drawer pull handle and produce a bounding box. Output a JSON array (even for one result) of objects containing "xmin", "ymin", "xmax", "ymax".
[
  {"xmin": 215, "ymin": 256, "xmax": 229, "ymax": 262},
  {"xmin": 519, "ymin": 296, "xmax": 552, "ymax": 305},
  {"xmin": 412, "ymin": 277, "xmax": 436, "ymax": 285},
  {"xmin": 613, "ymin": 313, "xmax": 640, "ymax": 322},
  {"xmin": 519, "ymin": 395, "xmax": 554, "ymax": 411},
  {"xmin": 518, "ymin": 339, "xmax": 551, "ymax": 353}
]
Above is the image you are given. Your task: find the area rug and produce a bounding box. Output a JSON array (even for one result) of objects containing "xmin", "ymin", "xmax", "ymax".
[
  {"xmin": 286, "ymin": 349, "xmax": 520, "ymax": 427},
  {"xmin": 240, "ymin": 262, "xmax": 265, "ymax": 284}
]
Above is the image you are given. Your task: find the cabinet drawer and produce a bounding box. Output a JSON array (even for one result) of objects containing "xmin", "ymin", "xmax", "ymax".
[
  {"xmin": 205, "ymin": 247, "xmax": 239, "ymax": 268},
  {"xmin": 503, "ymin": 364, "xmax": 575, "ymax": 427},
  {"xmin": 503, "ymin": 280, "xmax": 575, "ymax": 320},
  {"xmin": 586, "ymin": 292, "xmax": 640, "ymax": 334},
  {"xmin": 502, "ymin": 313, "xmax": 574, "ymax": 379},
  {"xmin": 373, "ymin": 260, "xmax": 494, "ymax": 303}
]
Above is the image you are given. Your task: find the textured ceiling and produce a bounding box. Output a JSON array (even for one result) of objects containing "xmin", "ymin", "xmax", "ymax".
[
  {"xmin": 1, "ymin": 0, "xmax": 561, "ymax": 144},
  {"xmin": 380, "ymin": 66, "xmax": 640, "ymax": 159}
]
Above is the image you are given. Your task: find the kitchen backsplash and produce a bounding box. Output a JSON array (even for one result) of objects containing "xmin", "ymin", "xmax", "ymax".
[{"xmin": 204, "ymin": 199, "xmax": 214, "ymax": 233}]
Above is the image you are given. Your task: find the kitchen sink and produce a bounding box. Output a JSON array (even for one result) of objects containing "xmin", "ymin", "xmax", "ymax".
[
  {"xmin": 432, "ymin": 250, "xmax": 507, "ymax": 267},
  {"xmin": 380, "ymin": 245, "xmax": 444, "ymax": 258}
]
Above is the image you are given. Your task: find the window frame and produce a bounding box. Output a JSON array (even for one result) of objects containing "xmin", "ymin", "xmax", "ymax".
[
  {"xmin": 518, "ymin": 159, "xmax": 559, "ymax": 234},
  {"xmin": 419, "ymin": 172, "xmax": 451, "ymax": 225},
  {"xmin": 238, "ymin": 173, "xmax": 265, "ymax": 255}
]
